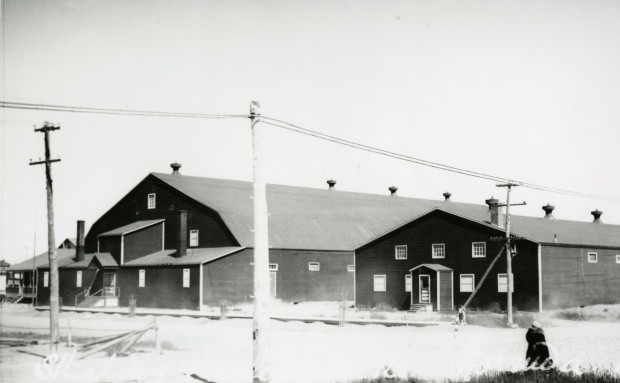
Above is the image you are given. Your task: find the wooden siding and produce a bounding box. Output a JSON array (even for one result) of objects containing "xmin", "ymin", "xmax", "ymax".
[
  {"xmin": 58, "ymin": 267, "xmax": 98, "ymax": 306},
  {"xmin": 439, "ymin": 270, "xmax": 453, "ymax": 311},
  {"xmin": 98, "ymin": 237, "xmax": 122, "ymax": 265},
  {"xmin": 202, "ymin": 249, "xmax": 355, "ymax": 305},
  {"xmin": 123, "ymin": 224, "xmax": 163, "ymax": 263},
  {"xmin": 541, "ymin": 245, "xmax": 620, "ymax": 308},
  {"xmin": 117, "ymin": 265, "xmax": 200, "ymax": 310},
  {"xmin": 356, "ymin": 210, "xmax": 540, "ymax": 311},
  {"xmin": 86, "ymin": 174, "xmax": 239, "ymax": 253}
]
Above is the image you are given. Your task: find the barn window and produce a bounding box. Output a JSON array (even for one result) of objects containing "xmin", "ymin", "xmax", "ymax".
[
  {"xmin": 189, "ymin": 230, "xmax": 199, "ymax": 247},
  {"xmin": 617, "ymin": 255, "xmax": 620, "ymax": 264},
  {"xmin": 347, "ymin": 265, "xmax": 355, "ymax": 272},
  {"xmin": 147, "ymin": 193, "xmax": 156, "ymax": 209},
  {"xmin": 472, "ymin": 242, "xmax": 486, "ymax": 258},
  {"xmin": 43, "ymin": 271, "xmax": 49, "ymax": 288},
  {"xmin": 587, "ymin": 252, "xmax": 598, "ymax": 263},
  {"xmin": 374, "ymin": 275, "xmax": 387, "ymax": 292},
  {"xmin": 308, "ymin": 262, "xmax": 320, "ymax": 271},
  {"xmin": 269, "ymin": 263, "xmax": 278, "ymax": 271},
  {"xmin": 460, "ymin": 274, "xmax": 475, "ymax": 292},
  {"xmin": 497, "ymin": 273, "xmax": 514, "ymax": 293},
  {"xmin": 395, "ymin": 245, "xmax": 407, "ymax": 260},
  {"xmin": 183, "ymin": 269, "xmax": 190, "ymax": 288},
  {"xmin": 432, "ymin": 244, "xmax": 445, "ymax": 259},
  {"xmin": 139, "ymin": 269, "xmax": 145, "ymax": 287},
  {"xmin": 76, "ymin": 271, "xmax": 82, "ymax": 288},
  {"xmin": 405, "ymin": 274, "xmax": 412, "ymax": 292}
]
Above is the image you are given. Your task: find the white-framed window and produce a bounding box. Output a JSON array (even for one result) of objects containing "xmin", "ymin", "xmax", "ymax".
[
  {"xmin": 497, "ymin": 273, "xmax": 514, "ymax": 293},
  {"xmin": 587, "ymin": 252, "xmax": 598, "ymax": 263},
  {"xmin": 432, "ymin": 244, "xmax": 445, "ymax": 259},
  {"xmin": 405, "ymin": 274, "xmax": 412, "ymax": 292},
  {"xmin": 395, "ymin": 245, "xmax": 407, "ymax": 260},
  {"xmin": 147, "ymin": 193, "xmax": 156, "ymax": 209},
  {"xmin": 43, "ymin": 271, "xmax": 49, "ymax": 288},
  {"xmin": 189, "ymin": 230, "xmax": 199, "ymax": 247},
  {"xmin": 472, "ymin": 242, "xmax": 486, "ymax": 258},
  {"xmin": 460, "ymin": 274, "xmax": 475, "ymax": 292},
  {"xmin": 309, "ymin": 262, "xmax": 320, "ymax": 271},
  {"xmin": 139, "ymin": 269, "xmax": 145, "ymax": 287},
  {"xmin": 347, "ymin": 265, "xmax": 355, "ymax": 272},
  {"xmin": 269, "ymin": 263, "xmax": 278, "ymax": 271},
  {"xmin": 183, "ymin": 268, "xmax": 190, "ymax": 288},
  {"xmin": 616, "ymin": 255, "xmax": 620, "ymax": 264},
  {"xmin": 76, "ymin": 271, "xmax": 82, "ymax": 288},
  {"xmin": 374, "ymin": 275, "xmax": 386, "ymax": 292}
]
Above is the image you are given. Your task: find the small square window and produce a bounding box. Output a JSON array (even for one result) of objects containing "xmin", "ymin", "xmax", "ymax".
[
  {"xmin": 309, "ymin": 262, "xmax": 320, "ymax": 271},
  {"xmin": 43, "ymin": 271, "xmax": 49, "ymax": 288},
  {"xmin": 189, "ymin": 230, "xmax": 199, "ymax": 247},
  {"xmin": 139, "ymin": 269, "xmax": 145, "ymax": 287},
  {"xmin": 460, "ymin": 274, "xmax": 475, "ymax": 292},
  {"xmin": 472, "ymin": 242, "xmax": 486, "ymax": 258},
  {"xmin": 616, "ymin": 255, "xmax": 620, "ymax": 264},
  {"xmin": 76, "ymin": 271, "xmax": 82, "ymax": 288},
  {"xmin": 269, "ymin": 263, "xmax": 278, "ymax": 271},
  {"xmin": 395, "ymin": 245, "xmax": 407, "ymax": 260},
  {"xmin": 587, "ymin": 252, "xmax": 598, "ymax": 263},
  {"xmin": 147, "ymin": 193, "xmax": 156, "ymax": 209},
  {"xmin": 432, "ymin": 244, "xmax": 445, "ymax": 259},
  {"xmin": 347, "ymin": 265, "xmax": 355, "ymax": 272},
  {"xmin": 405, "ymin": 274, "xmax": 412, "ymax": 292},
  {"xmin": 497, "ymin": 273, "xmax": 514, "ymax": 293},
  {"xmin": 183, "ymin": 268, "xmax": 190, "ymax": 288},
  {"xmin": 374, "ymin": 275, "xmax": 386, "ymax": 292}
]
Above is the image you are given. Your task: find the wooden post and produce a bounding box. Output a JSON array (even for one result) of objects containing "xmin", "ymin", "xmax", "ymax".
[
  {"xmin": 505, "ymin": 186, "xmax": 513, "ymax": 326},
  {"xmin": 250, "ymin": 101, "xmax": 271, "ymax": 383},
  {"xmin": 30, "ymin": 122, "xmax": 61, "ymax": 360}
]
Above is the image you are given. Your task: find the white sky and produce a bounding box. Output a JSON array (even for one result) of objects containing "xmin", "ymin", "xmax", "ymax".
[{"xmin": 1, "ymin": 0, "xmax": 620, "ymax": 264}]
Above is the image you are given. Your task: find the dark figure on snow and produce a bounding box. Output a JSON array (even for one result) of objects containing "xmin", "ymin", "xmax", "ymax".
[
  {"xmin": 525, "ymin": 321, "xmax": 553, "ymax": 368},
  {"xmin": 457, "ymin": 306, "xmax": 466, "ymax": 325}
]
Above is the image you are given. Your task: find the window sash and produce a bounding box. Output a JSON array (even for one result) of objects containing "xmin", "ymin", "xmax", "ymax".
[
  {"xmin": 347, "ymin": 265, "xmax": 355, "ymax": 272},
  {"xmin": 395, "ymin": 245, "xmax": 407, "ymax": 260},
  {"xmin": 147, "ymin": 193, "xmax": 156, "ymax": 209},
  {"xmin": 497, "ymin": 273, "xmax": 514, "ymax": 292},
  {"xmin": 183, "ymin": 268, "xmax": 190, "ymax": 288},
  {"xmin": 76, "ymin": 271, "xmax": 82, "ymax": 288},
  {"xmin": 189, "ymin": 230, "xmax": 199, "ymax": 247},
  {"xmin": 269, "ymin": 263, "xmax": 278, "ymax": 271},
  {"xmin": 432, "ymin": 244, "xmax": 445, "ymax": 259},
  {"xmin": 460, "ymin": 274, "xmax": 474, "ymax": 292},
  {"xmin": 309, "ymin": 262, "xmax": 320, "ymax": 271},
  {"xmin": 472, "ymin": 242, "xmax": 486, "ymax": 258},
  {"xmin": 405, "ymin": 274, "xmax": 412, "ymax": 292},
  {"xmin": 374, "ymin": 275, "xmax": 386, "ymax": 292},
  {"xmin": 139, "ymin": 269, "xmax": 145, "ymax": 287},
  {"xmin": 587, "ymin": 252, "xmax": 598, "ymax": 263},
  {"xmin": 44, "ymin": 271, "xmax": 49, "ymax": 288}
]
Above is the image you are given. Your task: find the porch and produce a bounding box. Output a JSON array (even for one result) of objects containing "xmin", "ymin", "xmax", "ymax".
[{"xmin": 408, "ymin": 264, "xmax": 454, "ymax": 312}]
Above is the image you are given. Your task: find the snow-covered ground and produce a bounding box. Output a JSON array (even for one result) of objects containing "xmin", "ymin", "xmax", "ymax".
[{"xmin": 1, "ymin": 304, "xmax": 619, "ymax": 383}]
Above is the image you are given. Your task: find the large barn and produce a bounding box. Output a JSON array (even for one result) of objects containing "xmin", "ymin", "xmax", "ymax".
[{"xmin": 9, "ymin": 163, "xmax": 620, "ymax": 312}]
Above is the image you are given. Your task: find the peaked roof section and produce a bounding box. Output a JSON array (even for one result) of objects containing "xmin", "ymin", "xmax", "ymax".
[
  {"xmin": 7, "ymin": 249, "xmax": 77, "ymax": 271},
  {"xmin": 510, "ymin": 216, "xmax": 620, "ymax": 248},
  {"xmin": 98, "ymin": 220, "xmax": 164, "ymax": 237},
  {"xmin": 410, "ymin": 264, "xmax": 453, "ymax": 272},
  {"xmin": 122, "ymin": 247, "xmax": 244, "ymax": 266},
  {"xmin": 62, "ymin": 253, "xmax": 118, "ymax": 269}
]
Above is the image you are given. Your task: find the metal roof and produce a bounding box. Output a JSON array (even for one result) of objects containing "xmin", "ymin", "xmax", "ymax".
[
  {"xmin": 7, "ymin": 249, "xmax": 77, "ymax": 271},
  {"xmin": 98, "ymin": 220, "xmax": 164, "ymax": 237},
  {"xmin": 410, "ymin": 264, "xmax": 453, "ymax": 272},
  {"xmin": 121, "ymin": 247, "xmax": 244, "ymax": 266},
  {"xmin": 61, "ymin": 253, "xmax": 118, "ymax": 269},
  {"xmin": 152, "ymin": 172, "xmax": 620, "ymax": 250}
]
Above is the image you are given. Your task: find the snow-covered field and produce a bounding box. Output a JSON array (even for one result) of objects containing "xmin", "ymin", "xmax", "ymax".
[{"xmin": 1, "ymin": 304, "xmax": 620, "ymax": 383}]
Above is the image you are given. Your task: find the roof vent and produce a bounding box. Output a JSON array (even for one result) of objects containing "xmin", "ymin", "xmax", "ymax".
[
  {"xmin": 443, "ymin": 192, "xmax": 451, "ymax": 201},
  {"xmin": 542, "ymin": 203, "xmax": 555, "ymax": 219},
  {"xmin": 591, "ymin": 209, "xmax": 603, "ymax": 224},
  {"xmin": 171, "ymin": 162, "xmax": 182, "ymax": 175},
  {"xmin": 327, "ymin": 179, "xmax": 336, "ymax": 190},
  {"xmin": 389, "ymin": 186, "xmax": 398, "ymax": 196},
  {"xmin": 485, "ymin": 196, "xmax": 504, "ymax": 228},
  {"xmin": 485, "ymin": 196, "xmax": 499, "ymax": 209}
]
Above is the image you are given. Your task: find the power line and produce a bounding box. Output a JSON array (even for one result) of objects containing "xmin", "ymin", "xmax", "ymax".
[{"xmin": 3, "ymin": 100, "xmax": 619, "ymax": 202}]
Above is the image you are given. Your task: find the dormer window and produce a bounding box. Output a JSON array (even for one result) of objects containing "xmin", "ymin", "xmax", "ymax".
[
  {"xmin": 189, "ymin": 230, "xmax": 199, "ymax": 247},
  {"xmin": 147, "ymin": 193, "xmax": 156, "ymax": 209}
]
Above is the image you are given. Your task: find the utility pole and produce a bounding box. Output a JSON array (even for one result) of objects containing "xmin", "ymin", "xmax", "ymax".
[
  {"xmin": 250, "ymin": 102, "xmax": 271, "ymax": 383},
  {"xmin": 496, "ymin": 183, "xmax": 526, "ymax": 326},
  {"xmin": 30, "ymin": 122, "xmax": 61, "ymax": 359}
]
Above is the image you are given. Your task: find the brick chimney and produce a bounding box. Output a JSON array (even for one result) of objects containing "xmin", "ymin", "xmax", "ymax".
[
  {"xmin": 443, "ymin": 192, "xmax": 451, "ymax": 201},
  {"xmin": 176, "ymin": 210, "xmax": 188, "ymax": 257},
  {"xmin": 327, "ymin": 179, "xmax": 336, "ymax": 190},
  {"xmin": 75, "ymin": 220, "xmax": 85, "ymax": 262},
  {"xmin": 171, "ymin": 162, "xmax": 182, "ymax": 175},
  {"xmin": 485, "ymin": 197, "xmax": 504, "ymax": 227},
  {"xmin": 591, "ymin": 209, "xmax": 603, "ymax": 224},
  {"xmin": 542, "ymin": 203, "xmax": 555, "ymax": 219},
  {"xmin": 389, "ymin": 186, "xmax": 398, "ymax": 196}
]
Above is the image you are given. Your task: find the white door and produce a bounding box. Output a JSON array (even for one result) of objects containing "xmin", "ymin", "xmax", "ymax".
[{"xmin": 419, "ymin": 275, "xmax": 431, "ymax": 303}]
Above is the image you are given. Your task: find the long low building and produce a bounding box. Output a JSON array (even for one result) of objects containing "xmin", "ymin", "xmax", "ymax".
[{"xmin": 8, "ymin": 163, "xmax": 620, "ymax": 311}]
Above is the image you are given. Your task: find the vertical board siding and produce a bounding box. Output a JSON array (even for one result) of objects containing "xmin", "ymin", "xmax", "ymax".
[
  {"xmin": 118, "ymin": 265, "xmax": 200, "ymax": 310},
  {"xmin": 98, "ymin": 237, "xmax": 122, "ymax": 265},
  {"xmin": 86, "ymin": 175, "xmax": 239, "ymax": 253},
  {"xmin": 355, "ymin": 211, "xmax": 540, "ymax": 311},
  {"xmin": 123, "ymin": 224, "xmax": 163, "ymax": 263},
  {"xmin": 439, "ymin": 270, "xmax": 453, "ymax": 311},
  {"xmin": 541, "ymin": 245, "xmax": 620, "ymax": 308}
]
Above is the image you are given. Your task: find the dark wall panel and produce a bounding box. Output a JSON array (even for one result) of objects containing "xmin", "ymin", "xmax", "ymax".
[{"xmin": 124, "ymin": 224, "xmax": 163, "ymax": 263}]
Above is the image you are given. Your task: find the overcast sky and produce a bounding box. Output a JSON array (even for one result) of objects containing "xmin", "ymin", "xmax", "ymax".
[{"xmin": 1, "ymin": 0, "xmax": 620, "ymax": 264}]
